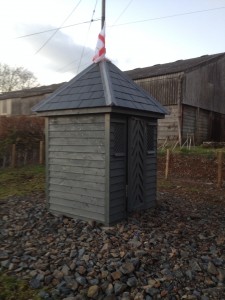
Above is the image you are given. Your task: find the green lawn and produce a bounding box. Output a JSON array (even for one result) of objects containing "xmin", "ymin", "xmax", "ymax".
[
  {"xmin": 0, "ymin": 273, "xmax": 42, "ymax": 300},
  {"xmin": 0, "ymin": 164, "xmax": 45, "ymax": 201}
]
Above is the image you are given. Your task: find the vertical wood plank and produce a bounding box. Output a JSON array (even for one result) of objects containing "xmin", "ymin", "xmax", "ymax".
[
  {"xmin": 45, "ymin": 118, "xmax": 50, "ymax": 209},
  {"xmin": 11, "ymin": 144, "xmax": 16, "ymax": 168},
  {"xmin": 39, "ymin": 140, "xmax": 44, "ymax": 164},
  {"xmin": 165, "ymin": 149, "xmax": 170, "ymax": 180},
  {"xmin": 217, "ymin": 151, "xmax": 223, "ymax": 188},
  {"xmin": 104, "ymin": 113, "xmax": 110, "ymax": 225}
]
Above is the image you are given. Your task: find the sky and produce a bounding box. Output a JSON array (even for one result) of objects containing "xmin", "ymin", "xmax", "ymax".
[{"xmin": 0, "ymin": 0, "xmax": 225, "ymax": 86}]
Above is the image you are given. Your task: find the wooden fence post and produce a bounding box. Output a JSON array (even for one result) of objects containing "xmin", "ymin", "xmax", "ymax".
[
  {"xmin": 39, "ymin": 141, "xmax": 44, "ymax": 164},
  {"xmin": 11, "ymin": 144, "xmax": 16, "ymax": 168},
  {"xmin": 217, "ymin": 151, "xmax": 223, "ymax": 188},
  {"xmin": 165, "ymin": 149, "xmax": 170, "ymax": 180}
]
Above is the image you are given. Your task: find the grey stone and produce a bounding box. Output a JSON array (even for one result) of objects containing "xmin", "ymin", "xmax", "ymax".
[
  {"xmin": 120, "ymin": 262, "xmax": 135, "ymax": 274},
  {"xmin": 190, "ymin": 260, "xmax": 202, "ymax": 272},
  {"xmin": 127, "ymin": 276, "xmax": 138, "ymax": 287},
  {"xmin": 29, "ymin": 278, "xmax": 42, "ymax": 289},
  {"xmin": 145, "ymin": 287, "xmax": 159, "ymax": 296},
  {"xmin": 103, "ymin": 296, "xmax": 117, "ymax": 300},
  {"xmin": 105, "ymin": 283, "xmax": 114, "ymax": 295},
  {"xmin": 114, "ymin": 282, "xmax": 127, "ymax": 295},
  {"xmin": 78, "ymin": 248, "xmax": 85, "ymax": 258},
  {"xmin": 38, "ymin": 290, "xmax": 50, "ymax": 299},
  {"xmin": 36, "ymin": 273, "xmax": 45, "ymax": 282},
  {"xmin": 44, "ymin": 275, "xmax": 53, "ymax": 285},
  {"xmin": 207, "ymin": 261, "xmax": 218, "ymax": 275},
  {"xmin": 217, "ymin": 269, "xmax": 225, "ymax": 282},
  {"xmin": 1, "ymin": 260, "xmax": 10, "ymax": 268},
  {"xmin": 185, "ymin": 270, "xmax": 193, "ymax": 280},
  {"xmin": 76, "ymin": 276, "xmax": 87, "ymax": 286}
]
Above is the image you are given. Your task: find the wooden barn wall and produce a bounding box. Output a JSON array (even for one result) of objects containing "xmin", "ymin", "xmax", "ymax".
[
  {"xmin": 220, "ymin": 115, "xmax": 225, "ymax": 141},
  {"xmin": 157, "ymin": 105, "xmax": 179, "ymax": 144},
  {"xmin": 134, "ymin": 73, "xmax": 182, "ymax": 106},
  {"xmin": 196, "ymin": 109, "xmax": 210, "ymax": 143},
  {"xmin": 182, "ymin": 105, "xmax": 211, "ymax": 144},
  {"xmin": 47, "ymin": 114, "xmax": 106, "ymax": 222},
  {"xmin": 109, "ymin": 116, "xmax": 127, "ymax": 224},
  {"xmin": 11, "ymin": 94, "xmax": 51, "ymax": 115},
  {"xmin": 0, "ymin": 99, "xmax": 11, "ymax": 115},
  {"xmin": 182, "ymin": 106, "xmax": 196, "ymax": 142},
  {"xmin": 183, "ymin": 56, "xmax": 225, "ymax": 114},
  {"xmin": 0, "ymin": 93, "xmax": 53, "ymax": 116}
]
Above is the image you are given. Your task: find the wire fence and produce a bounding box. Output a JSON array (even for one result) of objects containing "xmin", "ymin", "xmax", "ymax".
[{"xmin": 0, "ymin": 141, "xmax": 45, "ymax": 168}]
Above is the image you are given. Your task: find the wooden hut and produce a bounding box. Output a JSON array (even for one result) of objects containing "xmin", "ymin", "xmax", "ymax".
[{"xmin": 33, "ymin": 60, "xmax": 166, "ymax": 225}]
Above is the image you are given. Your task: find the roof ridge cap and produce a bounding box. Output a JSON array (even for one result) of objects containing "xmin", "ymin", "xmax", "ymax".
[{"xmin": 99, "ymin": 60, "xmax": 116, "ymax": 106}]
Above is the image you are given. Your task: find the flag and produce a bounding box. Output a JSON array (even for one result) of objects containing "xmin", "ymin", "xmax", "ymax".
[{"xmin": 92, "ymin": 24, "xmax": 106, "ymax": 63}]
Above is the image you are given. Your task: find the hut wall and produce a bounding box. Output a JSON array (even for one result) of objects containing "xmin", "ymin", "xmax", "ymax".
[
  {"xmin": 47, "ymin": 114, "xmax": 106, "ymax": 222},
  {"xmin": 144, "ymin": 120, "xmax": 157, "ymax": 209}
]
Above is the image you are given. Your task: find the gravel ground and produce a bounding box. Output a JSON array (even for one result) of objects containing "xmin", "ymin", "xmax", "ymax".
[{"xmin": 1, "ymin": 187, "xmax": 225, "ymax": 300}]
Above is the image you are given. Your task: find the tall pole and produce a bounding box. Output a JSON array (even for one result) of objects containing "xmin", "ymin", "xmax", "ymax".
[{"xmin": 101, "ymin": 0, "xmax": 105, "ymax": 29}]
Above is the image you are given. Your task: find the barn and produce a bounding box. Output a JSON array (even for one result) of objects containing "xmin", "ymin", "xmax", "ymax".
[
  {"xmin": 0, "ymin": 84, "xmax": 61, "ymax": 116},
  {"xmin": 33, "ymin": 60, "xmax": 166, "ymax": 225},
  {"xmin": 126, "ymin": 52, "xmax": 225, "ymax": 145}
]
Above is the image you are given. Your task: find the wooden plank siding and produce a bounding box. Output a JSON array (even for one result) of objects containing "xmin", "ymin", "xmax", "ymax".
[
  {"xmin": 157, "ymin": 105, "xmax": 179, "ymax": 144},
  {"xmin": 144, "ymin": 122, "xmax": 157, "ymax": 209},
  {"xmin": 134, "ymin": 73, "xmax": 182, "ymax": 106},
  {"xmin": 197, "ymin": 109, "xmax": 210, "ymax": 143},
  {"xmin": 182, "ymin": 106, "xmax": 211, "ymax": 144},
  {"xmin": 183, "ymin": 57, "xmax": 225, "ymax": 114},
  {"xmin": 47, "ymin": 114, "xmax": 106, "ymax": 222},
  {"xmin": 182, "ymin": 105, "xmax": 196, "ymax": 143},
  {"xmin": 109, "ymin": 117, "xmax": 127, "ymax": 224}
]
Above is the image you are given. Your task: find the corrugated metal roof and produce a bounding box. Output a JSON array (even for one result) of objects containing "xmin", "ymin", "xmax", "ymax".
[
  {"xmin": 33, "ymin": 60, "xmax": 167, "ymax": 116},
  {"xmin": 125, "ymin": 52, "xmax": 225, "ymax": 80}
]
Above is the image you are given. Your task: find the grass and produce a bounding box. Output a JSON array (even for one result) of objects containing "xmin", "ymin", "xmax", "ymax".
[
  {"xmin": 158, "ymin": 145, "xmax": 222, "ymax": 158},
  {"xmin": 0, "ymin": 273, "xmax": 41, "ymax": 300},
  {"xmin": 0, "ymin": 164, "xmax": 45, "ymax": 201}
]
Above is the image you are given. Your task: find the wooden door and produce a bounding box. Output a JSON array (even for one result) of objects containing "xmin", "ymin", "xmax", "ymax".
[{"xmin": 127, "ymin": 117, "xmax": 146, "ymax": 212}]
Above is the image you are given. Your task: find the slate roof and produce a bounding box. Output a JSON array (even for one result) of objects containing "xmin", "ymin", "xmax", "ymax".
[
  {"xmin": 0, "ymin": 83, "xmax": 62, "ymax": 100},
  {"xmin": 33, "ymin": 60, "xmax": 167, "ymax": 116},
  {"xmin": 125, "ymin": 52, "xmax": 225, "ymax": 80}
]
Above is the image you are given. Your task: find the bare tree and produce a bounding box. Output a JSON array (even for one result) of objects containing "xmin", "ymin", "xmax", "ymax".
[{"xmin": 0, "ymin": 63, "xmax": 39, "ymax": 93}]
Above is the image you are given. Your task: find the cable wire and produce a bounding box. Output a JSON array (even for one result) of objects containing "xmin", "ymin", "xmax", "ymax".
[
  {"xmin": 34, "ymin": 0, "xmax": 83, "ymax": 55},
  {"xmin": 13, "ymin": 6, "xmax": 225, "ymax": 40},
  {"xmin": 77, "ymin": 0, "xmax": 98, "ymax": 72},
  {"xmin": 110, "ymin": 6, "xmax": 225, "ymax": 27},
  {"xmin": 14, "ymin": 19, "xmax": 101, "ymax": 40},
  {"xmin": 112, "ymin": 0, "xmax": 134, "ymax": 25}
]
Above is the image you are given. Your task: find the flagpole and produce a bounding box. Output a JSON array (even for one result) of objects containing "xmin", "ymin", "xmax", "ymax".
[{"xmin": 101, "ymin": 0, "xmax": 105, "ymax": 29}]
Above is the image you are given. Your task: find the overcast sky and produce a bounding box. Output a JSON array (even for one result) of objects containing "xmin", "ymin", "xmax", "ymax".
[{"xmin": 0, "ymin": 0, "xmax": 224, "ymax": 85}]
